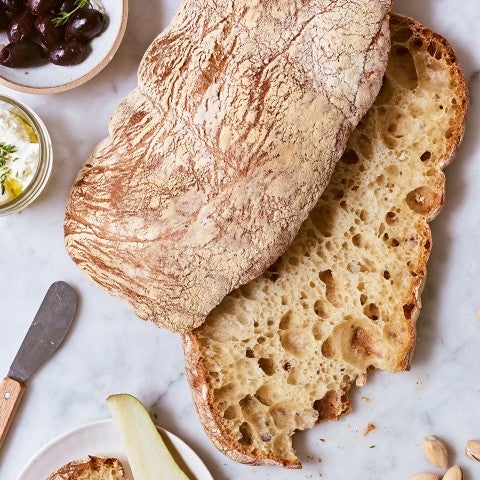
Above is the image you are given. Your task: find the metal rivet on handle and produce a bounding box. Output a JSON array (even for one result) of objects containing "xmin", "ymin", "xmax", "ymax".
[{"xmin": 4, "ymin": 392, "xmax": 11, "ymax": 400}]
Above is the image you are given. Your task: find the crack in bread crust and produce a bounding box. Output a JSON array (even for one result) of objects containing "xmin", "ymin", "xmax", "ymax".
[
  {"xmin": 64, "ymin": 0, "xmax": 392, "ymax": 332},
  {"xmin": 183, "ymin": 14, "xmax": 469, "ymax": 467}
]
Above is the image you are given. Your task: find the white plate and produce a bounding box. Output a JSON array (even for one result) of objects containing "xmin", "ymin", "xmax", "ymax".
[
  {"xmin": 0, "ymin": 0, "xmax": 128, "ymax": 94},
  {"xmin": 16, "ymin": 419, "xmax": 214, "ymax": 480}
]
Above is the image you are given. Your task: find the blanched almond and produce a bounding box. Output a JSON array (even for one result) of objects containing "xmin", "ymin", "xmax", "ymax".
[
  {"xmin": 443, "ymin": 465, "xmax": 463, "ymax": 480},
  {"xmin": 409, "ymin": 473, "xmax": 441, "ymax": 480},
  {"xmin": 422, "ymin": 436, "xmax": 449, "ymax": 469},
  {"xmin": 465, "ymin": 440, "xmax": 480, "ymax": 461}
]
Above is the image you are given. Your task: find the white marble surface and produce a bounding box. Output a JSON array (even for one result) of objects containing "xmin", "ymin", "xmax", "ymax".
[{"xmin": 0, "ymin": 1, "xmax": 479, "ymax": 479}]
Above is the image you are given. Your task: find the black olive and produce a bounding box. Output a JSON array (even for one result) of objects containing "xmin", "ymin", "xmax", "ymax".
[
  {"xmin": 0, "ymin": 41, "xmax": 46, "ymax": 67},
  {"xmin": 0, "ymin": 2, "xmax": 8, "ymax": 29},
  {"xmin": 58, "ymin": 0, "xmax": 75, "ymax": 12},
  {"xmin": 8, "ymin": 10, "xmax": 36, "ymax": 43},
  {"xmin": 26, "ymin": 0, "xmax": 62, "ymax": 16},
  {"xmin": 65, "ymin": 8, "xmax": 105, "ymax": 43},
  {"xmin": 0, "ymin": 0, "xmax": 23, "ymax": 14},
  {"xmin": 34, "ymin": 14, "xmax": 64, "ymax": 49},
  {"xmin": 48, "ymin": 40, "xmax": 87, "ymax": 65}
]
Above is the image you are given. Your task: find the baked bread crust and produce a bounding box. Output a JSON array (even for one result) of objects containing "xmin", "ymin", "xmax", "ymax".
[
  {"xmin": 183, "ymin": 14, "xmax": 469, "ymax": 468},
  {"xmin": 46, "ymin": 456, "xmax": 126, "ymax": 480},
  {"xmin": 64, "ymin": 0, "xmax": 392, "ymax": 332}
]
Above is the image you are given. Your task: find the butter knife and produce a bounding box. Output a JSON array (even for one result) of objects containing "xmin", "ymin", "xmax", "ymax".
[{"xmin": 0, "ymin": 281, "xmax": 77, "ymax": 451}]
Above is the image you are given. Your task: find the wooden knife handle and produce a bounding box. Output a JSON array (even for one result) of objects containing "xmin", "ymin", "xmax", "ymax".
[{"xmin": 0, "ymin": 377, "xmax": 25, "ymax": 451}]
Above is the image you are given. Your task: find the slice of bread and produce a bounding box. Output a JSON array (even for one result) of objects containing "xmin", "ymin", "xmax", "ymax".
[
  {"xmin": 182, "ymin": 14, "xmax": 468, "ymax": 468},
  {"xmin": 47, "ymin": 456, "xmax": 127, "ymax": 480}
]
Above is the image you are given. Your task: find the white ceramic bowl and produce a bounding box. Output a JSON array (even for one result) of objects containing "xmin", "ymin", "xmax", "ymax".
[{"xmin": 0, "ymin": 0, "xmax": 128, "ymax": 94}]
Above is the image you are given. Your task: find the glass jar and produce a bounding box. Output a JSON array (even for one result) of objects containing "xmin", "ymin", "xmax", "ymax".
[{"xmin": 0, "ymin": 95, "xmax": 52, "ymax": 216}]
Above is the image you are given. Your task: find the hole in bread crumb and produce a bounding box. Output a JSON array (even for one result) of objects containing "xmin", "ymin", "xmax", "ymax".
[
  {"xmin": 341, "ymin": 149, "xmax": 359, "ymax": 165},
  {"xmin": 364, "ymin": 303, "xmax": 380, "ymax": 321},
  {"xmin": 268, "ymin": 273, "xmax": 279, "ymax": 282},
  {"xmin": 223, "ymin": 406, "xmax": 237, "ymax": 420},
  {"xmin": 257, "ymin": 336, "xmax": 266, "ymax": 344},
  {"xmin": 360, "ymin": 294, "xmax": 367, "ymax": 305},
  {"xmin": 310, "ymin": 205, "xmax": 334, "ymax": 237},
  {"xmin": 255, "ymin": 386, "xmax": 274, "ymax": 406},
  {"xmin": 427, "ymin": 41, "xmax": 436, "ymax": 57},
  {"xmin": 312, "ymin": 323, "xmax": 323, "ymax": 341},
  {"xmin": 321, "ymin": 338, "xmax": 334, "ymax": 359},
  {"xmin": 246, "ymin": 349, "xmax": 255, "ymax": 358},
  {"xmin": 239, "ymin": 422, "xmax": 253, "ymax": 446},
  {"xmin": 386, "ymin": 211, "xmax": 398, "ymax": 225},
  {"xmin": 383, "ymin": 270, "xmax": 391, "ymax": 280},
  {"xmin": 391, "ymin": 46, "xmax": 419, "ymax": 90},
  {"xmin": 288, "ymin": 256, "xmax": 299, "ymax": 266},
  {"xmin": 319, "ymin": 270, "xmax": 341, "ymax": 307},
  {"xmin": 445, "ymin": 127, "xmax": 454, "ymax": 139},
  {"xmin": 406, "ymin": 186, "xmax": 438, "ymax": 215},
  {"xmin": 279, "ymin": 311, "xmax": 292, "ymax": 330},
  {"xmin": 258, "ymin": 358, "xmax": 275, "ymax": 376},
  {"xmin": 403, "ymin": 303, "xmax": 415, "ymax": 319},
  {"xmin": 412, "ymin": 38, "xmax": 423, "ymax": 49},
  {"xmin": 392, "ymin": 27, "xmax": 413, "ymax": 43},
  {"xmin": 313, "ymin": 301, "xmax": 326, "ymax": 318},
  {"xmin": 357, "ymin": 134, "xmax": 374, "ymax": 159},
  {"xmin": 420, "ymin": 151, "xmax": 432, "ymax": 162},
  {"xmin": 352, "ymin": 234, "xmax": 362, "ymax": 247}
]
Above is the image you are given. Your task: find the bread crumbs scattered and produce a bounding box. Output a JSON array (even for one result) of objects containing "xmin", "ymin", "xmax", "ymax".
[
  {"xmin": 363, "ymin": 423, "xmax": 376, "ymax": 436},
  {"xmin": 362, "ymin": 396, "xmax": 370, "ymax": 403},
  {"xmin": 477, "ymin": 309, "xmax": 480, "ymax": 321}
]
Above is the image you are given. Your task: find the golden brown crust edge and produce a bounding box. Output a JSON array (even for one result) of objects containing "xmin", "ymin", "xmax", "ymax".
[
  {"xmin": 389, "ymin": 13, "xmax": 469, "ymax": 372},
  {"xmin": 46, "ymin": 456, "xmax": 125, "ymax": 480},
  {"xmin": 182, "ymin": 13, "xmax": 469, "ymax": 467}
]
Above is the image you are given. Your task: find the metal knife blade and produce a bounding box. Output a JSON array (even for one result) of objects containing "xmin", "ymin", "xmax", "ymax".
[{"xmin": 8, "ymin": 281, "xmax": 77, "ymax": 383}]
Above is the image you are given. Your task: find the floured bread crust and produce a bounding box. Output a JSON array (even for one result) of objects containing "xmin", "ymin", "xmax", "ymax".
[
  {"xmin": 64, "ymin": 0, "xmax": 392, "ymax": 332},
  {"xmin": 183, "ymin": 14, "xmax": 469, "ymax": 467}
]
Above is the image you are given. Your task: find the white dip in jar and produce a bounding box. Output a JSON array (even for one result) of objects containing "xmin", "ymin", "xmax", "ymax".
[{"xmin": 0, "ymin": 108, "xmax": 40, "ymax": 206}]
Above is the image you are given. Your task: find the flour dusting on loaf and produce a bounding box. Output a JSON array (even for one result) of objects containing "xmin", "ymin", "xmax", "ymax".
[
  {"xmin": 64, "ymin": 0, "xmax": 392, "ymax": 332},
  {"xmin": 183, "ymin": 15, "xmax": 468, "ymax": 467}
]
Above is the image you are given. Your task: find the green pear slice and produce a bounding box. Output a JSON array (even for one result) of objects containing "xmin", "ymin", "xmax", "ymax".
[{"xmin": 107, "ymin": 393, "xmax": 190, "ymax": 480}]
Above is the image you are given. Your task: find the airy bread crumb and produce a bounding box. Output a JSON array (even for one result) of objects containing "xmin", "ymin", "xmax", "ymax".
[{"xmin": 183, "ymin": 14, "xmax": 468, "ymax": 468}]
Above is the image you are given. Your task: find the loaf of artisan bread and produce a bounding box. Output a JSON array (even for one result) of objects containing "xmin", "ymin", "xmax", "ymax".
[
  {"xmin": 64, "ymin": 0, "xmax": 392, "ymax": 332},
  {"xmin": 47, "ymin": 456, "xmax": 126, "ymax": 480},
  {"xmin": 183, "ymin": 14, "xmax": 468, "ymax": 468}
]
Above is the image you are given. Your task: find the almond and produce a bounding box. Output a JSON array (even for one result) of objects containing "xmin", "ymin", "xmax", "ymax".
[
  {"xmin": 422, "ymin": 436, "xmax": 449, "ymax": 469},
  {"xmin": 409, "ymin": 473, "xmax": 441, "ymax": 480},
  {"xmin": 465, "ymin": 440, "xmax": 480, "ymax": 462},
  {"xmin": 443, "ymin": 465, "xmax": 463, "ymax": 480}
]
